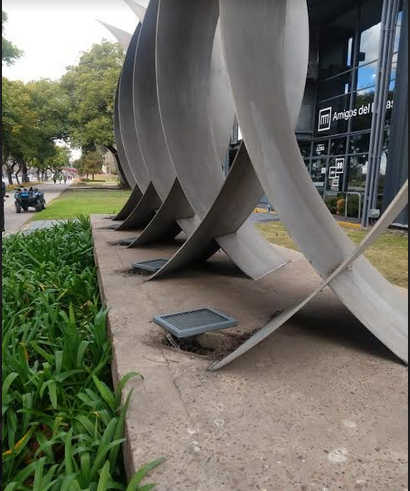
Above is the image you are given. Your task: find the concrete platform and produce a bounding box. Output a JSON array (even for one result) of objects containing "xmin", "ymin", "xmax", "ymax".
[{"xmin": 91, "ymin": 215, "xmax": 408, "ymax": 491}]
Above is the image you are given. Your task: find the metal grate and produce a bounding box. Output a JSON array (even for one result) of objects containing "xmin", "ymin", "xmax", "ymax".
[
  {"xmin": 132, "ymin": 259, "xmax": 169, "ymax": 273},
  {"xmin": 100, "ymin": 224, "xmax": 120, "ymax": 230},
  {"xmin": 154, "ymin": 308, "xmax": 238, "ymax": 338},
  {"xmin": 120, "ymin": 238, "xmax": 137, "ymax": 246}
]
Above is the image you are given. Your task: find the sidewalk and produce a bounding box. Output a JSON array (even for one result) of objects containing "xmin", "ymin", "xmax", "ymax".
[{"xmin": 91, "ymin": 214, "xmax": 408, "ymax": 491}]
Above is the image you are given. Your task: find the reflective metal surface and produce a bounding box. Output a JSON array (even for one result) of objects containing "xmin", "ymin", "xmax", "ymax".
[
  {"xmin": 106, "ymin": 0, "xmax": 408, "ymax": 366},
  {"xmin": 211, "ymin": 0, "xmax": 408, "ymax": 366}
]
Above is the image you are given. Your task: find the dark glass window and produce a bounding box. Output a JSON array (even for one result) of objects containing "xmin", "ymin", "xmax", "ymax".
[
  {"xmin": 349, "ymin": 132, "xmax": 371, "ymax": 154},
  {"xmin": 348, "ymin": 154, "xmax": 369, "ymax": 191},
  {"xmin": 311, "ymin": 159, "xmax": 327, "ymax": 192},
  {"xmin": 298, "ymin": 141, "xmax": 312, "ymax": 158},
  {"xmin": 319, "ymin": 9, "xmax": 356, "ymax": 78},
  {"xmin": 330, "ymin": 137, "xmax": 347, "ymax": 156},
  {"xmin": 313, "ymin": 141, "xmax": 329, "ymax": 156},
  {"xmin": 319, "ymin": 71, "xmax": 352, "ymax": 101},
  {"xmin": 351, "ymin": 88, "xmax": 375, "ymax": 131},
  {"xmin": 359, "ymin": 0, "xmax": 383, "ymax": 65},
  {"xmin": 327, "ymin": 157, "xmax": 346, "ymax": 192}
]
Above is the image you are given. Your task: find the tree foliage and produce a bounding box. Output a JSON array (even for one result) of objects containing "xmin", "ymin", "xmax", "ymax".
[
  {"xmin": 61, "ymin": 41, "xmax": 124, "ymax": 152},
  {"xmin": 2, "ymin": 11, "xmax": 23, "ymax": 65},
  {"xmin": 2, "ymin": 77, "xmax": 69, "ymax": 183},
  {"xmin": 2, "ymin": 39, "xmax": 125, "ymax": 186},
  {"xmin": 76, "ymin": 150, "xmax": 104, "ymax": 180}
]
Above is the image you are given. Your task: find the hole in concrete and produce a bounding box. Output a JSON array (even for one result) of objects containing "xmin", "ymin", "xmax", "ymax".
[
  {"xmin": 159, "ymin": 328, "xmax": 262, "ymax": 359},
  {"xmin": 161, "ymin": 334, "xmax": 215, "ymax": 357}
]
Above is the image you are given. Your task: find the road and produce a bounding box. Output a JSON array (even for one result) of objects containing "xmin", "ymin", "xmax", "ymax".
[{"xmin": 3, "ymin": 183, "xmax": 69, "ymax": 235}]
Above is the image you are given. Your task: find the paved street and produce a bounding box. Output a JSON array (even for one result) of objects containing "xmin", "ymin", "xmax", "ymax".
[{"xmin": 3, "ymin": 183, "xmax": 69, "ymax": 235}]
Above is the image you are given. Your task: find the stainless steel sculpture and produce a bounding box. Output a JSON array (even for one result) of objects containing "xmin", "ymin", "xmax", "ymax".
[
  {"xmin": 104, "ymin": 0, "xmax": 408, "ymax": 366},
  {"xmin": 148, "ymin": 0, "xmax": 288, "ymax": 280},
  {"xmin": 210, "ymin": 0, "xmax": 408, "ymax": 367}
]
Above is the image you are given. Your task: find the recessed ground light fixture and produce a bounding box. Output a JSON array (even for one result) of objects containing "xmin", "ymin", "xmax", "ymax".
[
  {"xmin": 132, "ymin": 259, "xmax": 169, "ymax": 274},
  {"xmin": 120, "ymin": 238, "xmax": 137, "ymax": 246},
  {"xmin": 153, "ymin": 308, "xmax": 238, "ymax": 339},
  {"xmin": 100, "ymin": 224, "xmax": 120, "ymax": 230}
]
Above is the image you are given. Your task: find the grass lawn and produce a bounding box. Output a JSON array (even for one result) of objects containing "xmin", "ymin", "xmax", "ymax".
[
  {"xmin": 71, "ymin": 174, "xmax": 120, "ymax": 188},
  {"xmin": 258, "ymin": 221, "xmax": 408, "ymax": 289},
  {"xmin": 32, "ymin": 189, "xmax": 131, "ymax": 221}
]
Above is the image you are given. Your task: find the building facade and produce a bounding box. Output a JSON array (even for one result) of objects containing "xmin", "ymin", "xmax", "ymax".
[
  {"xmin": 298, "ymin": 0, "xmax": 408, "ymax": 226},
  {"xmin": 229, "ymin": 0, "xmax": 408, "ymax": 226}
]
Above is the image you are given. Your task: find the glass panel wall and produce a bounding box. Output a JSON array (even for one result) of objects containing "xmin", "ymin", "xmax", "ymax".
[{"xmin": 298, "ymin": 0, "xmax": 403, "ymax": 219}]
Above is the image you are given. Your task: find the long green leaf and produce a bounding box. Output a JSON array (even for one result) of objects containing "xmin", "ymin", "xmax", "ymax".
[{"xmin": 126, "ymin": 459, "xmax": 166, "ymax": 490}]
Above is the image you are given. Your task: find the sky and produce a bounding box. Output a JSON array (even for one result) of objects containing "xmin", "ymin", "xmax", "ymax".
[{"xmin": 3, "ymin": 0, "xmax": 148, "ymax": 83}]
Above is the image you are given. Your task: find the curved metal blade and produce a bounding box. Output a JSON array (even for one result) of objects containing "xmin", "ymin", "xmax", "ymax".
[
  {"xmin": 122, "ymin": 0, "xmax": 147, "ymax": 22},
  {"xmin": 118, "ymin": 24, "xmax": 150, "ymax": 192},
  {"xmin": 214, "ymin": 0, "xmax": 408, "ymax": 366},
  {"xmin": 98, "ymin": 21, "xmax": 132, "ymax": 50}
]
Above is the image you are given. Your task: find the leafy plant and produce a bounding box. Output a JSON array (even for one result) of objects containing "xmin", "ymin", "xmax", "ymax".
[{"xmin": 2, "ymin": 218, "xmax": 164, "ymax": 490}]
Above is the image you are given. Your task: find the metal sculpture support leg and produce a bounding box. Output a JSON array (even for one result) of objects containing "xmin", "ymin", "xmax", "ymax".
[
  {"xmin": 210, "ymin": 181, "xmax": 409, "ymax": 370},
  {"xmin": 116, "ymin": 183, "xmax": 162, "ymax": 231},
  {"xmin": 151, "ymin": 144, "xmax": 288, "ymax": 279},
  {"xmin": 214, "ymin": 0, "xmax": 408, "ymax": 365},
  {"xmin": 128, "ymin": 179, "xmax": 195, "ymax": 246},
  {"xmin": 113, "ymin": 185, "xmax": 143, "ymax": 222}
]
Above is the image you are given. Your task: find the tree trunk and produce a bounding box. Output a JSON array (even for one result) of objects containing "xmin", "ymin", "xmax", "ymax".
[
  {"xmin": 37, "ymin": 168, "xmax": 41, "ymax": 181},
  {"xmin": 21, "ymin": 161, "xmax": 29, "ymax": 183},
  {"xmin": 15, "ymin": 161, "xmax": 22, "ymax": 185},
  {"xmin": 105, "ymin": 145, "xmax": 129, "ymax": 189},
  {"xmin": 6, "ymin": 167, "xmax": 13, "ymax": 185}
]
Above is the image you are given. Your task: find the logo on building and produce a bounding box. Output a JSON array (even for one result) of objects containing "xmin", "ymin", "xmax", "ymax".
[{"xmin": 318, "ymin": 107, "xmax": 332, "ymax": 132}]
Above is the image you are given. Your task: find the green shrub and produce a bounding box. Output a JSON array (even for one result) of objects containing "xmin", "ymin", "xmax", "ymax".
[
  {"xmin": 325, "ymin": 196, "xmax": 338, "ymax": 215},
  {"xmin": 346, "ymin": 195, "xmax": 360, "ymax": 218},
  {"xmin": 2, "ymin": 218, "xmax": 163, "ymax": 490}
]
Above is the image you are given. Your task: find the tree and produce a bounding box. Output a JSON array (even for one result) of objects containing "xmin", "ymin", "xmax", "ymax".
[
  {"xmin": 2, "ymin": 77, "xmax": 69, "ymax": 184},
  {"xmin": 77, "ymin": 150, "xmax": 103, "ymax": 181},
  {"xmin": 44, "ymin": 145, "xmax": 70, "ymax": 181},
  {"xmin": 2, "ymin": 78, "xmax": 37, "ymax": 184},
  {"xmin": 2, "ymin": 11, "xmax": 23, "ymax": 65},
  {"xmin": 25, "ymin": 80, "xmax": 70, "ymax": 180},
  {"xmin": 61, "ymin": 41, "xmax": 126, "ymax": 183}
]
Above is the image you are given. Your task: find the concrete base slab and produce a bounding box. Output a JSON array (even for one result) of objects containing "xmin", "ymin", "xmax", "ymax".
[{"xmin": 91, "ymin": 215, "xmax": 408, "ymax": 491}]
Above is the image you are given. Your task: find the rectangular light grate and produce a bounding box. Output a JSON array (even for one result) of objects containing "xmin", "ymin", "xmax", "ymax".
[
  {"xmin": 132, "ymin": 259, "xmax": 169, "ymax": 273},
  {"xmin": 154, "ymin": 308, "xmax": 238, "ymax": 338},
  {"xmin": 120, "ymin": 238, "xmax": 137, "ymax": 246}
]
